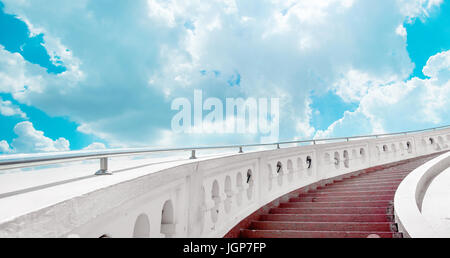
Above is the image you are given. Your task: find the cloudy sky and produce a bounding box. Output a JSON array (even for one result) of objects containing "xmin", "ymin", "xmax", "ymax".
[{"xmin": 0, "ymin": 0, "xmax": 449, "ymax": 154}]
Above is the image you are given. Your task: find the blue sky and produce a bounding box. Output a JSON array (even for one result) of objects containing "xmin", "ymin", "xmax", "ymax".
[
  {"xmin": 405, "ymin": 0, "xmax": 450, "ymax": 79},
  {"xmin": 0, "ymin": 0, "xmax": 449, "ymax": 154}
]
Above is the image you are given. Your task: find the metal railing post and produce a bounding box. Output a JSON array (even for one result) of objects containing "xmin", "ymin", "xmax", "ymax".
[
  {"xmin": 95, "ymin": 157, "xmax": 112, "ymax": 175},
  {"xmin": 190, "ymin": 150, "xmax": 197, "ymax": 159}
]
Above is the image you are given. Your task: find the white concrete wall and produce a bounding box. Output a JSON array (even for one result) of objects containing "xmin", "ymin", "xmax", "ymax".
[
  {"xmin": 1, "ymin": 128, "xmax": 450, "ymax": 238},
  {"xmin": 395, "ymin": 150, "xmax": 450, "ymax": 238}
]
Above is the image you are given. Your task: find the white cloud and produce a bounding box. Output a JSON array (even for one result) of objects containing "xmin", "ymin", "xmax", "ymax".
[
  {"xmin": 296, "ymin": 97, "xmax": 316, "ymax": 138},
  {"xmin": 397, "ymin": 0, "xmax": 443, "ymax": 22},
  {"xmin": 317, "ymin": 50, "xmax": 450, "ymax": 138},
  {"xmin": 0, "ymin": 140, "xmax": 13, "ymax": 153},
  {"xmin": 332, "ymin": 69, "xmax": 399, "ymax": 103},
  {"xmin": 396, "ymin": 24, "xmax": 407, "ymax": 37},
  {"xmin": 0, "ymin": 98, "xmax": 27, "ymax": 118},
  {"xmin": 1, "ymin": 121, "xmax": 70, "ymax": 153},
  {"xmin": 0, "ymin": 0, "xmax": 445, "ymax": 149},
  {"xmin": 0, "ymin": 45, "xmax": 45, "ymax": 94},
  {"xmin": 83, "ymin": 142, "xmax": 107, "ymax": 150},
  {"xmin": 423, "ymin": 50, "xmax": 450, "ymax": 79}
]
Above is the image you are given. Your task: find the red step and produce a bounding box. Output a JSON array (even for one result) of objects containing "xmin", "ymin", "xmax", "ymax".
[
  {"xmin": 250, "ymin": 221, "xmax": 395, "ymax": 232},
  {"xmin": 269, "ymin": 207, "xmax": 389, "ymax": 215},
  {"xmin": 316, "ymin": 185, "xmax": 398, "ymax": 191},
  {"xmin": 241, "ymin": 229, "xmax": 400, "ymax": 238},
  {"xmin": 298, "ymin": 190, "xmax": 396, "ymax": 197},
  {"xmin": 260, "ymin": 214, "xmax": 393, "ymax": 222},
  {"xmin": 279, "ymin": 201, "xmax": 391, "ymax": 208},
  {"xmin": 355, "ymin": 173, "xmax": 409, "ymax": 179},
  {"xmin": 326, "ymin": 181, "xmax": 401, "ymax": 188},
  {"xmin": 291, "ymin": 195, "xmax": 394, "ymax": 202},
  {"xmin": 334, "ymin": 178, "xmax": 404, "ymax": 184}
]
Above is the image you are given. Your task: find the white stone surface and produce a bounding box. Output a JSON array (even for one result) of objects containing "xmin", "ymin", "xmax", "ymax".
[
  {"xmin": 422, "ymin": 167, "xmax": 450, "ymax": 233},
  {"xmin": 395, "ymin": 150, "xmax": 450, "ymax": 238}
]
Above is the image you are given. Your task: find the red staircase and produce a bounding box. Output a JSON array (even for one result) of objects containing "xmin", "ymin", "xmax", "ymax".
[{"xmin": 240, "ymin": 155, "xmax": 439, "ymax": 238}]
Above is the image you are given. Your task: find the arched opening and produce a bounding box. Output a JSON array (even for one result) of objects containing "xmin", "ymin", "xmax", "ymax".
[
  {"xmin": 287, "ymin": 160, "xmax": 294, "ymax": 182},
  {"xmin": 391, "ymin": 144, "xmax": 397, "ymax": 156},
  {"xmin": 267, "ymin": 164, "xmax": 273, "ymax": 191},
  {"xmin": 360, "ymin": 148, "xmax": 366, "ymax": 162},
  {"xmin": 406, "ymin": 141, "xmax": 412, "ymax": 153},
  {"xmin": 438, "ymin": 136, "xmax": 446, "ymax": 149},
  {"xmin": 429, "ymin": 138, "xmax": 434, "ymax": 145},
  {"xmin": 399, "ymin": 143, "xmax": 405, "ymax": 155},
  {"xmin": 199, "ymin": 186, "xmax": 205, "ymax": 234},
  {"xmin": 224, "ymin": 176, "xmax": 232, "ymax": 213},
  {"xmin": 383, "ymin": 145, "xmax": 388, "ymax": 152},
  {"xmin": 297, "ymin": 157, "xmax": 304, "ymax": 179},
  {"xmin": 276, "ymin": 161, "xmax": 283, "ymax": 186},
  {"xmin": 343, "ymin": 150, "xmax": 349, "ymax": 168},
  {"xmin": 211, "ymin": 181, "xmax": 220, "ymax": 223},
  {"xmin": 161, "ymin": 200, "xmax": 176, "ymax": 238},
  {"xmin": 334, "ymin": 152, "xmax": 340, "ymax": 169},
  {"xmin": 236, "ymin": 172, "xmax": 243, "ymax": 206},
  {"xmin": 246, "ymin": 169, "xmax": 254, "ymax": 200},
  {"xmin": 324, "ymin": 153, "xmax": 331, "ymax": 167},
  {"xmin": 306, "ymin": 156, "xmax": 312, "ymax": 173},
  {"xmin": 133, "ymin": 213, "xmax": 150, "ymax": 238},
  {"xmin": 297, "ymin": 157, "xmax": 304, "ymax": 171},
  {"xmin": 421, "ymin": 139, "xmax": 427, "ymax": 146}
]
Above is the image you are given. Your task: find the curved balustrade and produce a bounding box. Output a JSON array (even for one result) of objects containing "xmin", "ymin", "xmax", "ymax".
[
  {"xmin": 0, "ymin": 128, "xmax": 449, "ymax": 237},
  {"xmin": 394, "ymin": 151, "xmax": 450, "ymax": 238}
]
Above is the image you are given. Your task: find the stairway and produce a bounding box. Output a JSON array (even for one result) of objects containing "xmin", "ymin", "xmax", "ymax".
[{"xmin": 240, "ymin": 155, "xmax": 439, "ymax": 238}]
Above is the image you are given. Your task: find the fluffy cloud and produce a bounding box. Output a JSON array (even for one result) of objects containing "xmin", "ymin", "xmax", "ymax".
[
  {"xmin": 0, "ymin": 0, "xmax": 445, "ymax": 149},
  {"xmin": 83, "ymin": 142, "xmax": 106, "ymax": 150},
  {"xmin": 1, "ymin": 121, "xmax": 70, "ymax": 153},
  {"xmin": 397, "ymin": 0, "xmax": 442, "ymax": 21},
  {"xmin": 0, "ymin": 140, "xmax": 12, "ymax": 153},
  {"xmin": 0, "ymin": 97, "xmax": 27, "ymax": 118},
  {"xmin": 316, "ymin": 50, "xmax": 450, "ymax": 138},
  {"xmin": 396, "ymin": 24, "xmax": 407, "ymax": 37}
]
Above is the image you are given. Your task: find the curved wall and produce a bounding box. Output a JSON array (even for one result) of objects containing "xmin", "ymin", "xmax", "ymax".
[{"xmin": 395, "ymin": 151, "xmax": 450, "ymax": 238}]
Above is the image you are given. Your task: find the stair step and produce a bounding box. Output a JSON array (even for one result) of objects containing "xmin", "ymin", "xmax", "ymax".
[
  {"xmin": 327, "ymin": 182, "xmax": 401, "ymax": 188},
  {"xmin": 334, "ymin": 178, "xmax": 404, "ymax": 184},
  {"xmin": 280, "ymin": 201, "xmax": 391, "ymax": 208},
  {"xmin": 269, "ymin": 207, "xmax": 389, "ymax": 215},
  {"xmin": 260, "ymin": 214, "xmax": 393, "ymax": 222},
  {"xmin": 359, "ymin": 170, "xmax": 410, "ymax": 175},
  {"xmin": 316, "ymin": 185, "xmax": 398, "ymax": 191},
  {"xmin": 240, "ymin": 229, "xmax": 399, "ymax": 238},
  {"xmin": 355, "ymin": 174, "xmax": 409, "ymax": 179},
  {"xmin": 291, "ymin": 195, "xmax": 394, "ymax": 202},
  {"xmin": 250, "ymin": 221, "xmax": 395, "ymax": 232},
  {"xmin": 299, "ymin": 190, "xmax": 396, "ymax": 197}
]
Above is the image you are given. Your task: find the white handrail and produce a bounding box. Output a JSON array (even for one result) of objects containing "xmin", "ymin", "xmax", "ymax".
[{"xmin": 1, "ymin": 124, "xmax": 449, "ymax": 174}]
